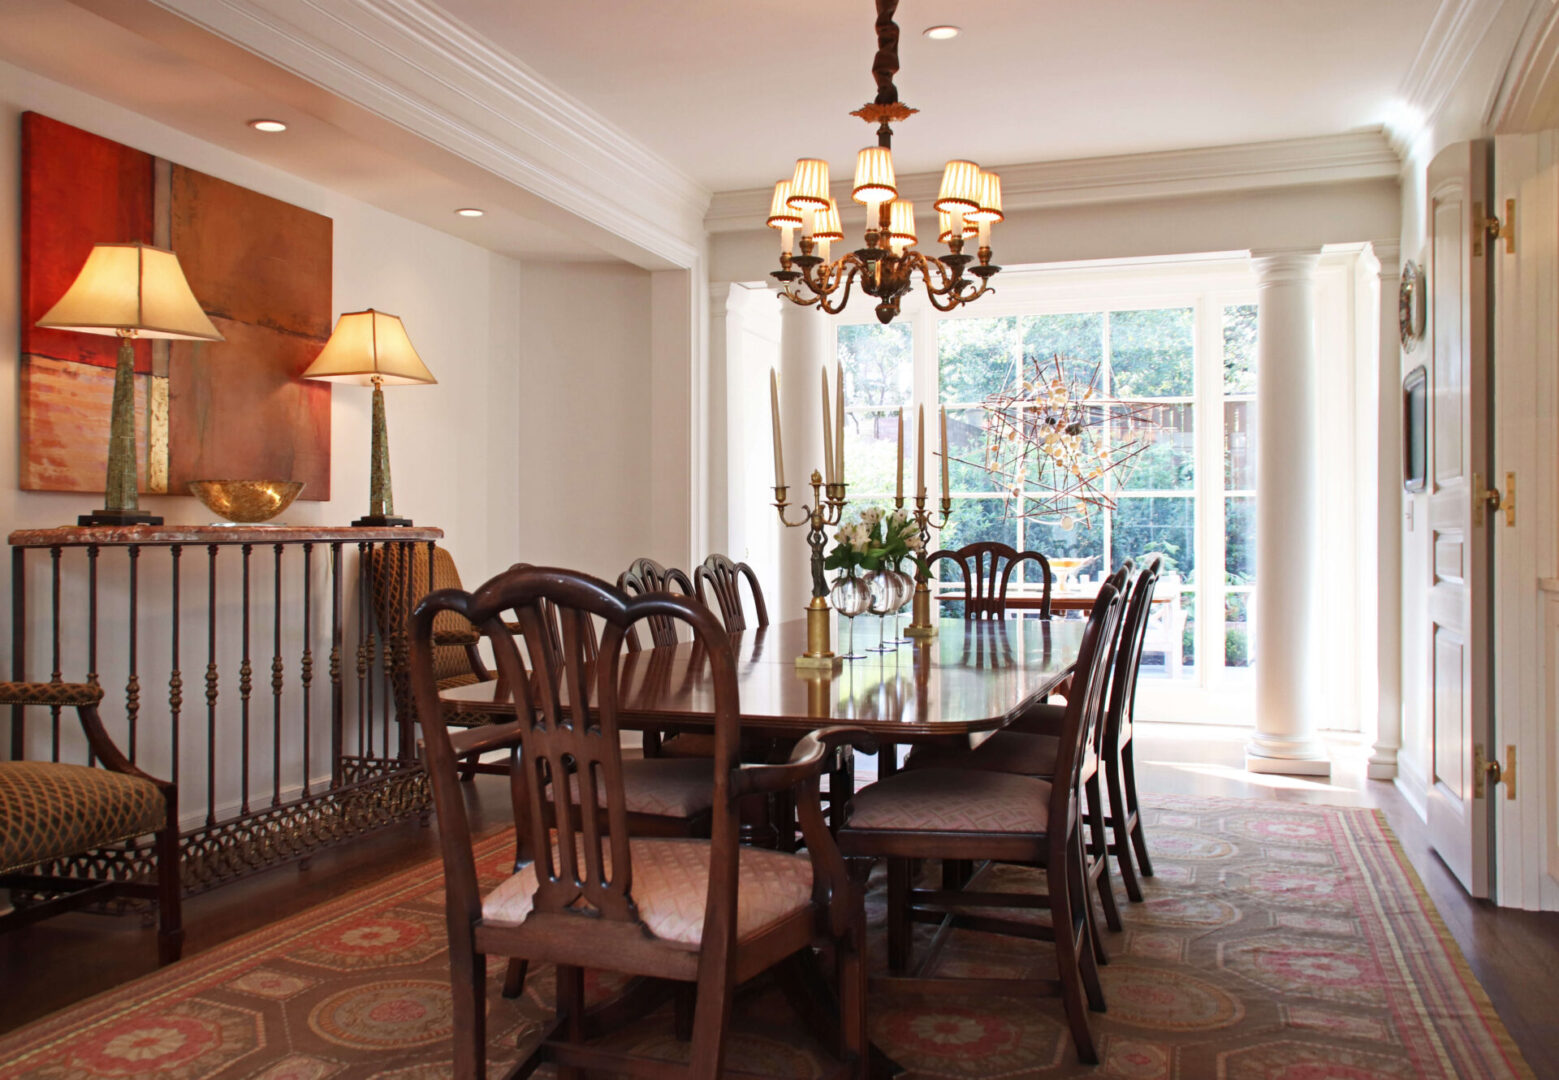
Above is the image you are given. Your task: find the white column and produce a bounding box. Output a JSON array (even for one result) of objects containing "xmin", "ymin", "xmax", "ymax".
[
  {"xmin": 1368, "ymin": 242, "xmax": 1404, "ymax": 779},
  {"xmin": 1246, "ymin": 250, "xmax": 1330, "ymax": 776},
  {"xmin": 776, "ymin": 294, "xmax": 830, "ymax": 617}
]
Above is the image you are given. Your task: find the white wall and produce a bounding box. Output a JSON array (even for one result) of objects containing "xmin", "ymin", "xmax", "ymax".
[{"xmin": 512, "ymin": 260, "xmax": 658, "ymax": 578}]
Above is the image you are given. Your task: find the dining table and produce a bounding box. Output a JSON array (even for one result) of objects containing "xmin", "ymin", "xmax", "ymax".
[{"xmin": 438, "ymin": 615, "xmax": 1086, "ymax": 745}]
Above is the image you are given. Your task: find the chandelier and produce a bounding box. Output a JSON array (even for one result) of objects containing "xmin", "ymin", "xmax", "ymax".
[{"xmin": 767, "ymin": 0, "xmax": 1001, "ymax": 325}]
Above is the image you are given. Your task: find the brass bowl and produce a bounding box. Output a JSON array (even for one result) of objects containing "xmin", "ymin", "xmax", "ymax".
[{"xmin": 187, "ymin": 480, "xmax": 305, "ymax": 523}]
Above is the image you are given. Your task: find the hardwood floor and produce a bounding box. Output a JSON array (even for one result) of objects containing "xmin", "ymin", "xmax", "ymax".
[{"xmin": 3, "ymin": 722, "xmax": 1557, "ymax": 1076}]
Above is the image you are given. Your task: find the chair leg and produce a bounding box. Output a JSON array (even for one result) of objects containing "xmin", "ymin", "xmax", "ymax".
[
  {"xmin": 502, "ymin": 958, "xmax": 528, "ymax": 999},
  {"xmin": 887, "ymin": 858, "xmax": 912, "ymax": 974},
  {"xmin": 839, "ymin": 916, "xmax": 871, "ymax": 1080},
  {"xmin": 1085, "ymin": 773, "xmax": 1123, "ymax": 936},
  {"xmin": 674, "ymin": 984, "xmax": 696, "ymax": 1041},
  {"xmin": 154, "ymin": 808, "xmax": 184, "ymax": 964},
  {"xmin": 1105, "ymin": 752, "xmax": 1143, "ymax": 903},
  {"xmin": 556, "ymin": 965, "xmax": 586, "ymax": 1080},
  {"xmin": 1070, "ymin": 830, "xmax": 1107, "ymax": 1015},
  {"xmin": 450, "ymin": 942, "xmax": 488, "ymax": 1080},
  {"xmin": 1122, "ymin": 742, "xmax": 1153, "ymax": 877},
  {"xmin": 1050, "ymin": 835, "xmax": 1099, "ymax": 1065},
  {"xmin": 686, "ymin": 955, "xmax": 735, "ymax": 1079}
]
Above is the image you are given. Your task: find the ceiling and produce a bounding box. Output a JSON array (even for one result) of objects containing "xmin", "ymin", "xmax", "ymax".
[{"xmin": 437, "ymin": 0, "xmax": 1441, "ymax": 192}]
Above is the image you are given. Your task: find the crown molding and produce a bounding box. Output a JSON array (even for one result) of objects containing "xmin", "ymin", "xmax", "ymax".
[
  {"xmin": 704, "ymin": 130, "xmax": 1400, "ymax": 234},
  {"xmin": 147, "ymin": 0, "xmax": 710, "ymax": 268},
  {"xmin": 1388, "ymin": 0, "xmax": 1509, "ymax": 158}
]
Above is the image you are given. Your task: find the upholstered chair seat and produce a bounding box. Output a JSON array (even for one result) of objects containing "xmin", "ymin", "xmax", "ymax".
[
  {"xmin": 845, "ymin": 767, "xmax": 1052, "ymax": 835},
  {"xmin": 904, "ymin": 730, "xmax": 1060, "ymax": 777},
  {"xmin": 483, "ymin": 837, "xmax": 813, "ymax": 950},
  {"xmin": 0, "ymin": 761, "xmax": 167, "ymax": 874},
  {"xmin": 566, "ymin": 757, "xmax": 716, "ymax": 819}
]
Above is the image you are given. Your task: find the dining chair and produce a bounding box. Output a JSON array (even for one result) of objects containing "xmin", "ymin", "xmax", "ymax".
[
  {"xmin": 693, "ymin": 552, "xmax": 856, "ymax": 835},
  {"xmin": 901, "ymin": 565, "xmax": 1135, "ymax": 954},
  {"xmin": 0, "ymin": 681, "xmax": 183, "ymax": 964},
  {"xmin": 408, "ymin": 565, "xmax": 874, "ymax": 1080},
  {"xmin": 370, "ymin": 543, "xmax": 504, "ymax": 780},
  {"xmin": 928, "ymin": 540, "xmax": 1053, "ymax": 620},
  {"xmin": 693, "ymin": 553, "xmax": 769, "ymax": 632},
  {"xmin": 836, "ymin": 582, "xmax": 1124, "ymax": 1065},
  {"xmin": 931, "ymin": 560, "xmax": 1160, "ymax": 900},
  {"xmin": 617, "ymin": 556, "xmax": 697, "ymax": 651}
]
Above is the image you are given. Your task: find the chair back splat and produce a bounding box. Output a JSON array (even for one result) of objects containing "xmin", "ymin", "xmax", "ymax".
[
  {"xmin": 618, "ymin": 557, "xmax": 697, "ymax": 650},
  {"xmin": 693, "ymin": 553, "xmax": 769, "ymax": 632},
  {"xmin": 1052, "ymin": 582, "xmax": 1124, "ymax": 828},
  {"xmin": 927, "ymin": 541, "xmax": 1052, "ymax": 620}
]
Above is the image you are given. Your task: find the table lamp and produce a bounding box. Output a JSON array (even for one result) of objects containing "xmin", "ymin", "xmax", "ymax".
[
  {"xmin": 35, "ymin": 242, "xmax": 224, "ymax": 526},
  {"xmin": 301, "ymin": 309, "xmax": 435, "ymax": 526}
]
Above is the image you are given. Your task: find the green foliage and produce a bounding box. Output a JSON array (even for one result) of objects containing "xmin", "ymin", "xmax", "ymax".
[
  {"xmin": 1110, "ymin": 308, "xmax": 1194, "ymax": 397},
  {"xmin": 839, "ymin": 323, "xmax": 912, "ymax": 408},
  {"xmin": 939, "ymin": 316, "xmax": 1019, "ymax": 403},
  {"xmin": 1223, "ymin": 304, "xmax": 1258, "ymax": 395}
]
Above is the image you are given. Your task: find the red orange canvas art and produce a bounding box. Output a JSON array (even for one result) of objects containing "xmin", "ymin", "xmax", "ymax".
[{"xmin": 18, "ymin": 112, "xmax": 332, "ymax": 500}]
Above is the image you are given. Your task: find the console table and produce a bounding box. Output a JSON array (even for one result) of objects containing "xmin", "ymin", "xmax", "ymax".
[{"xmin": 7, "ymin": 525, "xmax": 443, "ymax": 893}]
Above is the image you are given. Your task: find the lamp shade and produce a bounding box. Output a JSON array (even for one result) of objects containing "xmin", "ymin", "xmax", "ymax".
[
  {"xmin": 888, "ymin": 199, "xmax": 918, "ymax": 245},
  {"xmin": 967, "ymin": 170, "xmax": 1004, "ymax": 223},
  {"xmin": 852, "ymin": 146, "xmax": 897, "ymax": 205},
  {"xmin": 787, "ymin": 158, "xmax": 832, "ymax": 211},
  {"xmin": 36, "ymin": 242, "xmax": 222, "ymax": 341},
  {"xmin": 934, "ymin": 160, "xmax": 982, "ymax": 213},
  {"xmin": 767, "ymin": 180, "xmax": 803, "ymax": 228},
  {"xmin": 301, "ymin": 310, "xmax": 436, "ymax": 386},
  {"xmin": 814, "ymin": 197, "xmax": 845, "ymax": 241}
]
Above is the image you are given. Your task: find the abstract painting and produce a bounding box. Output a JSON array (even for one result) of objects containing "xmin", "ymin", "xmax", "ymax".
[{"xmin": 18, "ymin": 112, "xmax": 332, "ymax": 500}]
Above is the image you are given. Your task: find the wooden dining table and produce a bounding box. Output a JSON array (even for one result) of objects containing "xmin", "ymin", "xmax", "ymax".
[{"xmin": 439, "ymin": 615, "xmax": 1086, "ymax": 744}]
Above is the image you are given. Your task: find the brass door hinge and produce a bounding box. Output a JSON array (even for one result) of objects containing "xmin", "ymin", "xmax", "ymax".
[
  {"xmin": 1473, "ymin": 472, "xmax": 1501, "ymax": 526},
  {"xmin": 1503, "ymin": 471, "xmax": 1516, "ymax": 526},
  {"xmin": 1474, "ymin": 199, "xmax": 1516, "ymax": 256},
  {"xmin": 1475, "ymin": 744, "xmax": 1517, "ymax": 799}
]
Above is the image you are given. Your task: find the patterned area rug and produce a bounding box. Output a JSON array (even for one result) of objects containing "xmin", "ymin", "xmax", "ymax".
[{"xmin": 0, "ymin": 794, "xmax": 1532, "ymax": 1079}]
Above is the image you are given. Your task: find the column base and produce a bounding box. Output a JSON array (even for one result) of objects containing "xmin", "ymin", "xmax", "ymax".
[
  {"xmin": 1245, "ymin": 734, "xmax": 1331, "ymax": 776},
  {"xmin": 1366, "ymin": 750, "xmax": 1399, "ymax": 780}
]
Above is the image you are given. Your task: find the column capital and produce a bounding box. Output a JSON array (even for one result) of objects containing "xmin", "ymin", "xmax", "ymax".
[
  {"xmin": 708, "ymin": 281, "xmax": 732, "ymax": 319},
  {"xmin": 1249, "ymin": 248, "xmax": 1321, "ymax": 286},
  {"xmin": 1369, "ymin": 239, "xmax": 1402, "ymax": 276}
]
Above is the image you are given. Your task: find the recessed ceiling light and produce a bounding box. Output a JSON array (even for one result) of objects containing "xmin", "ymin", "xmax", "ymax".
[
  {"xmin": 923, "ymin": 25, "xmax": 960, "ymax": 40},
  {"xmin": 454, "ymin": 207, "xmax": 485, "ymax": 218},
  {"xmin": 247, "ymin": 119, "xmax": 288, "ymax": 133}
]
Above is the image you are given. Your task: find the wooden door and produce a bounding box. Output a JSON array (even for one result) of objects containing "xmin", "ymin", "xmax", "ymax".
[{"xmin": 1424, "ymin": 141, "xmax": 1496, "ymax": 897}]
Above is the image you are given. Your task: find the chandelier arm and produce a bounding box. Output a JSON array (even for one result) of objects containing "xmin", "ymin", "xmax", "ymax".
[
  {"xmin": 816, "ymin": 265, "xmax": 862, "ymax": 315},
  {"xmin": 803, "ymin": 254, "xmax": 864, "ymax": 299},
  {"xmin": 780, "ymin": 284, "xmax": 820, "ymax": 308}
]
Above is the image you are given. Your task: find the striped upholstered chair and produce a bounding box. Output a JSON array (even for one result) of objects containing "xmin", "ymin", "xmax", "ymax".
[{"xmin": 0, "ymin": 680, "xmax": 183, "ymax": 964}]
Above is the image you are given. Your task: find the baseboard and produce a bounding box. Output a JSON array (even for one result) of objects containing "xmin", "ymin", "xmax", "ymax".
[{"xmin": 1394, "ymin": 758, "xmax": 1429, "ymax": 820}]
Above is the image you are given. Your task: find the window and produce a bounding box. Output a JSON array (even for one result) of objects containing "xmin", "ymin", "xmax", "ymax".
[{"xmin": 835, "ymin": 265, "xmax": 1259, "ymax": 685}]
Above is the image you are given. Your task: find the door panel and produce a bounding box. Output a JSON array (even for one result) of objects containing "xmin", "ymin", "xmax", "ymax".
[{"xmin": 1423, "ymin": 140, "xmax": 1494, "ymax": 897}]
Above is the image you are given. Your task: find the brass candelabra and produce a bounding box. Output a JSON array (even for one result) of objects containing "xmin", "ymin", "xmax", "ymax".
[
  {"xmin": 897, "ymin": 492, "xmax": 953, "ymax": 638},
  {"xmin": 775, "ymin": 470, "xmax": 848, "ymax": 669}
]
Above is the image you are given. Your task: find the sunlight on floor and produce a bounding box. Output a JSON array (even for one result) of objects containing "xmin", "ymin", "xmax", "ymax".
[{"xmin": 1141, "ymin": 760, "xmax": 1356, "ymax": 792}]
